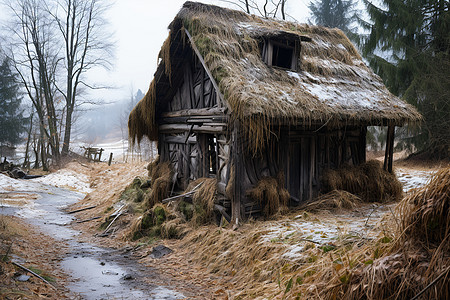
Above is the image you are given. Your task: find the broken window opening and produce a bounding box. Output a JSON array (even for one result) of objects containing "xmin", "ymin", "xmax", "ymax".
[
  {"xmin": 272, "ymin": 44, "xmax": 294, "ymax": 69},
  {"xmin": 261, "ymin": 38, "xmax": 300, "ymax": 71}
]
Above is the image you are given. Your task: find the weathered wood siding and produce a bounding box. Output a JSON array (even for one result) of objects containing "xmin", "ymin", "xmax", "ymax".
[
  {"xmin": 238, "ymin": 125, "xmax": 367, "ymax": 218},
  {"xmin": 158, "ymin": 53, "xmax": 228, "ymax": 192},
  {"xmin": 167, "ymin": 58, "xmax": 217, "ymax": 111}
]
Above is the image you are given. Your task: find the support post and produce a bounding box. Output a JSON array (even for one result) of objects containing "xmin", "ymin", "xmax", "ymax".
[
  {"xmin": 108, "ymin": 153, "xmax": 113, "ymax": 166},
  {"xmin": 388, "ymin": 126, "xmax": 395, "ymax": 173},
  {"xmin": 231, "ymin": 120, "xmax": 242, "ymax": 226},
  {"xmin": 383, "ymin": 125, "xmax": 395, "ymax": 173}
]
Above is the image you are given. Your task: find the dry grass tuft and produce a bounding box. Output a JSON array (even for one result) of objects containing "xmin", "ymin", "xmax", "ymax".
[
  {"xmin": 247, "ymin": 174, "xmax": 289, "ymax": 217},
  {"xmin": 188, "ymin": 178, "xmax": 218, "ymax": 225},
  {"xmin": 302, "ymin": 189, "xmax": 361, "ymax": 211},
  {"xmin": 398, "ymin": 167, "xmax": 449, "ymax": 246},
  {"xmin": 128, "ymin": 80, "xmax": 157, "ymax": 145},
  {"xmin": 321, "ymin": 160, "xmax": 403, "ymax": 203}
]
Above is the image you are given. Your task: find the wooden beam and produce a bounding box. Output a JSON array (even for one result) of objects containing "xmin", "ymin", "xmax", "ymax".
[
  {"xmin": 162, "ymin": 107, "xmax": 226, "ymax": 118},
  {"xmin": 231, "ymin": 120, "xmax": 242, "ymax": 225},
  {"xmin": 383, "ymin": 125, "xmax": 395, "ymax": 173},
  {"xmin": 214, "ymin": 204, "xmax": 231, "ymax": 223},
  {"xmin": 360, "ymin": 127, "xmax": 367, "ymax": 164},
  {"xmin": 159, "ymin": 124, "xmax": 226, "ymax": 133},
  {"xmin": 309, "ymin": 137, "xmax": 315, "ymax": 201}
]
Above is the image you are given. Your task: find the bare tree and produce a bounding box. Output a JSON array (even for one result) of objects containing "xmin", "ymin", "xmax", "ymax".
[
  {"xmin": 51, "ymin": 0, "xmax": 112, "ymax": 156},
  {"xmin": 222, "ymin": 0, "xmax": 288, "ymax": 19},
  {"xmin": 4, "ymin": 0, "xmax": 113, "ymax": 167},
  {"xmin": 6, "ymin": 0, "xmax": 62, "ymax": 169}
]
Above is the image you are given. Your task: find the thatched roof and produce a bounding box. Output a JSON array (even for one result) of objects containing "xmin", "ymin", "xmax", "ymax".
[{"xmin": 129, "ymin": 1, "xmax": 421, "ymax": 147}]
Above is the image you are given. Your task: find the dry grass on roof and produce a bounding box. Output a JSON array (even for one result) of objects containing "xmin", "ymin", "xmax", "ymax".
[{"xmin": 129, "ymin": 1, "xmax": 421, "ymax": 151}]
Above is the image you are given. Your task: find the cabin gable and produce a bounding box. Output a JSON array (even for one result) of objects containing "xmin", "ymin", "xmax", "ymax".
[{"xmin": 167, "ymin": 55, "xmax": 218, "ymax": 112}]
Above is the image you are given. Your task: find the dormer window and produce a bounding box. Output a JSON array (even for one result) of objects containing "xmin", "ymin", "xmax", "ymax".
[{"xmin": 262, "ymin": 37, "xmax": 300, "ymax": 71}]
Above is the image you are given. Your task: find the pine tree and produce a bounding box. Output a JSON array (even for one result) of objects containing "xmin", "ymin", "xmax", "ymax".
[
  {"xmin": 0, "ymin": 57, "xmax": 26, "ymax": 146},
  {"xmin": 308, "ymin": 0, "xmax": 359, "ymax": 40},
  {"xmin": 361, "ymin": 0, "xmax": 450, "ymax": 159}
]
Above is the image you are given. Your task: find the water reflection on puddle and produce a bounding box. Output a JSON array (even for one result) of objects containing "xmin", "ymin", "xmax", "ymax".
[{"xmin": 62, "ymin": 256, "xmax": 148, "ymax": 300}]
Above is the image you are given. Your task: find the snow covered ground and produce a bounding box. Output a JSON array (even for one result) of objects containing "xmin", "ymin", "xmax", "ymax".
[
  {"xmin": 31, "ymin": 169, "xmax": 93, "ymax": 194},
  {"xmin": 6, "ymin": 139, "xmax": 157, "ymax": 165},
  {"xmin": 71, "ymin": 139, "xmax": 157, "ymax": 163}
]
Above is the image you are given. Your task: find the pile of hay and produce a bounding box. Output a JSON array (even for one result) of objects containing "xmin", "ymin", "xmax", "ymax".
[
  {"xmin": 247, "ymin": 174, "xmax": 290, "ymax": 218},
  {"xmin": 144, "ymin": 157, "xmax": 173, "ymax": 208},
  {"xmin": 321, "ymin": 160, "xmax": 403, "ymax": 203}
]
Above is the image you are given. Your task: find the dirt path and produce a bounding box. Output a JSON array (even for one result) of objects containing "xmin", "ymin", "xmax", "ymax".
[{"xmin": 0, "ymin": 176, "xmax": 187, "ymax": 299}]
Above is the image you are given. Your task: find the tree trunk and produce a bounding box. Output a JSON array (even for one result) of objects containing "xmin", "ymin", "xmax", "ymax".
[
  {"xmin": 39, "ymin": 133, "xmax": 48, "ymax": 172},
  {"xmin": 22, "ymin": 113, "xmax": 33, "ymax": 168},
  {"xmin": 61, "ymin": 105, "xmax": 73, "ymax": 156}
]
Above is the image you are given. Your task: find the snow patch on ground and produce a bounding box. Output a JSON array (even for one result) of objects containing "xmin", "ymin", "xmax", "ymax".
[
  {"xmin": 396, "ymin": 168, "xmax": 434, "ymax": 193},
  {"xmin": 0, "ymin": 174, "xmax": 42, "ymax": 193},
  {"xmin": 261, "ymin": 204, "xmax": 390, "ymax": 259},
  {"xmin": 31, "ymin": 169, "xmax": 92, "ymax": 194}
]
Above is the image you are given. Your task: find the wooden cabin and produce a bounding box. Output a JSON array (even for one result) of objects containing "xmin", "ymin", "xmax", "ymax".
[{"xmin": 129, "ymin": 2, "xmax": 421, "ymax": 224}]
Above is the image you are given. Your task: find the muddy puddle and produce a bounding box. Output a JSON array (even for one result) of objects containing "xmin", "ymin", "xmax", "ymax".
[{"xmin": 0, "ymin": 180, "xmax": 184, "ymax": 299}]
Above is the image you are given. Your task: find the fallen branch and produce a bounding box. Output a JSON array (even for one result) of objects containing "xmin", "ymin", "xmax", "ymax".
[
  {"xmin": 76, "ymin": 216, "xmax": 101, "ymax": 223},
  {"xmin": 12, "ymin": 261, "xmax": 56, "ymax": 290},
  {"xmin": 1, "ymin": 242, "xmax": 12, "ymax": 262},
  {"xmin": 162, "ymin": 191, "xmax": 196, "ymax": 203},
  {"xmin": 161, "ymin": 182, "xmax": 204, "ymax": 203},
  {"xmin": 102, "ymin": 205, "xmax": 125, "ymax": 235},
  {"xmin": 67, "ymin": 205, "xmax": 96, "ymax": 214}
]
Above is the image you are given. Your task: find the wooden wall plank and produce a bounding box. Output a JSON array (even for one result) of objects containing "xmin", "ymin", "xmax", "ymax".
[{"xmin": 231, "ymin": 120, "xmax": 242, "ymax": 224}]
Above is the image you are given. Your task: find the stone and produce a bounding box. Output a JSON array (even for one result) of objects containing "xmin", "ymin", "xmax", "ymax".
[{"xmin": 149, "ymin": 245, "xmax": 173, "ymax": 259}]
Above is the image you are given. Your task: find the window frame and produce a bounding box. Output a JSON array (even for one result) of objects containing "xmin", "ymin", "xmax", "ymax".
[{"xmin": 262, "ymin": 38, "xmax": 300, "ymax": 71}]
